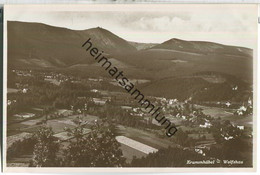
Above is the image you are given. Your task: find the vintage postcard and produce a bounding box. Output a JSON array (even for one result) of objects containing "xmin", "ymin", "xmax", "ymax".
[{"xmin": 2, "ymin": 4, "xmax": 258, "ymax": 172}]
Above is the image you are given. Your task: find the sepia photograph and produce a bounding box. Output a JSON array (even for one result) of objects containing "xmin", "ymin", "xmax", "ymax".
[{"xmin": 3, "ymin": 4, "xmax": 258, "ymax": 172}]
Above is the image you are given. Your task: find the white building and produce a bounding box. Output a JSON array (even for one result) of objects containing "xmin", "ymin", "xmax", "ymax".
[
  {"xmin": 22, "ymin": 88, "xmax": 28, "ymax": 93},
  {"xmin": 93, "ymin": 98, "xmax": 107, "ymax": 105},
  {"xmin": 225, "ymin": 102, "xmax": 231, "ymax": 107},
  {"xmin": 224, "ymin": 136, "xmax": 234, "ymax": 140},
  {"xmin": 199, "ymin": 122, "xmax": 212, "ymax": 128},
  {"xmin": 239, "ymin": 106, "xmax": 247, "ymax": 112},
  {"xmin": 248, "ymin": 98, "xmax": 252, "ymax": 105},
  {"xmin": 90, "ymin": 89, "xmax": 98, "ymax": 93},
  {"xmin": 7, "ymin": 100, "xmax": 12, "ymax": 106},
  {"xmin": 237, "ymin": 125, "xmax": 245, "ymax": 130},
  {"xmin": 232, "ymin": 86, "xmax": 238, "ymax": 91}
]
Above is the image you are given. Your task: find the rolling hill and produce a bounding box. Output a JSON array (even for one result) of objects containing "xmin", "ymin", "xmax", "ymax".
[{"xmin": 139, "ymin": 71, "xmax": 251, "ymax": 101}]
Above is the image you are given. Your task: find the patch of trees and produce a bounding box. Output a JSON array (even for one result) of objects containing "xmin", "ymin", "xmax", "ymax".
[
  {"xmin": 101, "ymin": 104, "xmax": 161, "ymax": 130},
  {"xmin": 171, "ymin": 129, "xmax": 196, "ymax": 147},
  {"xmin": 7, "ymin": 75, "xmax": 98, "ymax": 114},
  {"xmin": 142, "ymin": 73, "xmax": 251, "ymax": 102},
  {"xmin": 62, "ymin": 118, "xmax": 126, "ymax": 167},
  {"xmin": 29, "ymin": 127, "xmax": 59, "ymax": 167},
  {"xmin": 26, "ymin": 119, "xmax": 126, "ymax": 167},
  {"xmin": 193, "ymin": 82, "xmax": 247, "ymax": 102},
  {"xmin": 205, "ymin": 138, "xmax": 252, "ymax": 167},
  {"xmin": 210, "ymin": 120, "xmax": 244, "ymax": 143},
  {"xmin": 7, "ymin": 137, "xmax": 37, "ymax": 160}
]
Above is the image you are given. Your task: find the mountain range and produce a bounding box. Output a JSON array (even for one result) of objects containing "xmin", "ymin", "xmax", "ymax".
[{"xmin": 7, "ymin": 21, "xmax": 253, "ymax": 101}]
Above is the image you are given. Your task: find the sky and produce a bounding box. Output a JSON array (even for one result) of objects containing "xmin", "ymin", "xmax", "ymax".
[{"xmin": 5, "ymin": 4, "xmax": 258, "ymax": 49}]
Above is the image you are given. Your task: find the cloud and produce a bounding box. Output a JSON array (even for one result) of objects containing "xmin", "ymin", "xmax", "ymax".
[
  {"xmin": 5, "ymin": 5, "xmax": 257, "ymax": 49},
  {"xmin": 122, "ymin": 11, "xmax": 254, "ymax": 34}
]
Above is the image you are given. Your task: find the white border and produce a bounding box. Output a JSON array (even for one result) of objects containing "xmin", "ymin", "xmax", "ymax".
[
  {"xmin": 2, "ymin": 4, "xmax": 258, "ymax": 173},
  {"xmin": 0, "ymin": 0, "xmax": 260, "ymax": 4}
]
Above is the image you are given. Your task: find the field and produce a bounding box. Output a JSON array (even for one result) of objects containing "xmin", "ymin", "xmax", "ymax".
[
  {"xmin": 198, "ymin": 105, "xmax": 235, "ymax": 118},
  {"xmin": 117, "ymin": 125, "xmax": 179, "ymax": 149},
  {"xmin": 119, "ymin": 144, "xmax": 147, "ymax": 163},
  {"xmin": 188, "ymin": 133, "xmax": 214, "ymax": 140},
  {"xmin": 198, "ymin": 105, "xmax": 253, "ymax": 127},
  {"xmin": 7, "ymin": 88, "xmax": 19, "ymax": 93},
  {"xmin": 116, "ymin": 136, "xmax": 158, "ymax": 154},
  {"xmin": 115, "ymin": 126, "xmax": 180, "ymax": 163},
  {"xmin": 224, "ymin": 115, "xmax": 253, "ymax": 127}
]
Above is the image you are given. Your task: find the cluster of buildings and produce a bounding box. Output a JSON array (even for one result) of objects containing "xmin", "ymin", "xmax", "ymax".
[
  {"xmin": 12, "ymin": 70, "xmax": 32, "ymax": 77},
  {"xmin": 234, "ymin": 98, "xmax": 253, "ymax": 116}
]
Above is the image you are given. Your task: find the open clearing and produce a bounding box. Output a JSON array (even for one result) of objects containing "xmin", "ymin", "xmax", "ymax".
[
  {"xmin": 117, "ymin": 125, "xmax": 178, "ymax": 149},
  {"xmin": 197, "ymin": 105, "xmax": 235, "ymax": 118},
  {"xmin": 7, "ymin": 88, "xmax": 19, "ymax": 93}
]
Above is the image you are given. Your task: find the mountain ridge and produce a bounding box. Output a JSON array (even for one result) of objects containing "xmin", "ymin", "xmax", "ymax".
[
  {"xmin": 7, "ymin": 21, "xmax": 253, "ymax": 82},
  {"xmin": 150, "ymin": 38, "xmax": 252, "ymax": 58},
  {"xmin": 9, "ymin": 21, "xmax": 253, "ymax": 51}
]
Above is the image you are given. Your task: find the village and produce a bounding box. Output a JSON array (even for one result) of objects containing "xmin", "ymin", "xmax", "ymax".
[{"xmin": 6, "ymin": 69, "xmax": 253, "ymax": 167}]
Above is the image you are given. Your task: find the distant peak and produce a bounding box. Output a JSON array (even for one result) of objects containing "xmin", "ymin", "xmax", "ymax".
[
  {"xmin": 168, "ymin": 38, "xmax": 185, "ymax": 42},
  {"xmin": 87, "ymin": 26, "xmax": 110, "ymax": 33}
]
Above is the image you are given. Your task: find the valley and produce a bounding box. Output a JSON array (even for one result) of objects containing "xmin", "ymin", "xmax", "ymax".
[{"xmin": 6, "ymin": 21, "xmax": 254, "ymax": 167}]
